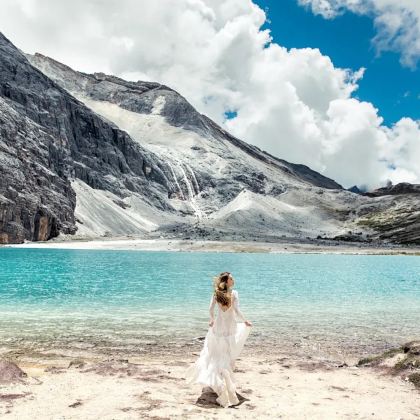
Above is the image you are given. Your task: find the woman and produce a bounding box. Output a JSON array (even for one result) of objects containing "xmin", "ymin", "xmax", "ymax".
[{"xmin": 185, "ymin": 271, "xmax": 253, "ymax": 408}]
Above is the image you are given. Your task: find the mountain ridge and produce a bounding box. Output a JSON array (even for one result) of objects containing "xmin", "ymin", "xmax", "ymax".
[{"xmin": 29, "ymin": 52, "xmax": 343, "ymax": 191}]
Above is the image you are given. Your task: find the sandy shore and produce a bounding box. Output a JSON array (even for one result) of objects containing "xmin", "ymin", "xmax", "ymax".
[
  {"xmin": 1, "ymin": 351, "xmax": 419, "ymax": 419},
  {"xmin": 6, "ymin": 237, "xmax": 420, "ymax": 255}
]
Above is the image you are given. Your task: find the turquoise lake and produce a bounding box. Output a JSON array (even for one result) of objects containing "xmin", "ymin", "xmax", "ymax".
[{"xmin": 0, "ymin": 249, "xmax": 419, "ymax": 359}]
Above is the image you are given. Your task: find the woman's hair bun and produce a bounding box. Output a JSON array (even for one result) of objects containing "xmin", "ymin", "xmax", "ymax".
[{"xmin": 212, "ymin": 272, "xmax": 231, "ymax": 306}]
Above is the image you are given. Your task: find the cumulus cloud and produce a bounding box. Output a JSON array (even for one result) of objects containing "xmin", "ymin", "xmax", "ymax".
[
  {"xmin": 380, "ymin": 118, "xmax": 420, "ymax": 184},
  {"xmin": 1, "ymin": 0, "xmax": 419, "ymax": 189},
  {"xmin": 298, "ymin": 0, "xmax": 420, "ymax": 68}
]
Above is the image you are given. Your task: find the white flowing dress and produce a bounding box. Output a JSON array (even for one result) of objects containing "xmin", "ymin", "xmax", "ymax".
[{"xmin": 185, "ymin": 289, "xmax": 251, "ymax": 408}]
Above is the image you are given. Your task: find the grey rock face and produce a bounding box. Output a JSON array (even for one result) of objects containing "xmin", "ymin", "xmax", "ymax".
[
  {"xmin": 363, "ymin": 182, "xmax": 420, "ymax": 197},
  {"xmin": 0, "ymin": 97, "xmax": 76, "ymax": 243},
  {"xmin": 28, "ymin": 54, "xmax": 212, "ymax": 135},
  {"xmin": 353, "ymin": 194, "xmax": 420, "ymax": 244},
  {"xmin": 0, "ymin": 33, "xmax": 174, "ymax": 243}
]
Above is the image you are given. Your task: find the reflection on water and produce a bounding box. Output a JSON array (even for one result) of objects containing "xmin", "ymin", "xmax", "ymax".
[{"xmin": 0, "ymin": 249, "xmax": 419, "ymax": 359}]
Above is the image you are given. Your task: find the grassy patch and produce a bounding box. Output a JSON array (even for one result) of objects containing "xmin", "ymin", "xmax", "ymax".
[
  {"xmin": 357, "ymin": 347, "xmax": 403, "ymax": 366},
  {"xmin": 393, "ymin": 355, "xmax": 420, "ymax": 372},
  {"xmin": 408, "ymin": 373, "xmax": 420, "ymax": 389}
]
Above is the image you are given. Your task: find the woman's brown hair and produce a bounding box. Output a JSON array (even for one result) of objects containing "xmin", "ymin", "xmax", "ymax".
[{"xmin": 213, "ymin": 271, "xmax": 232, "ymax": 306}]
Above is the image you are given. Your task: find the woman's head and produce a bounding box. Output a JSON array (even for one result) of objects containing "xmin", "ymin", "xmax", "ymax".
[{"xmin": 213, "ymin": 272, "xmax": 234, "ymax": 306}]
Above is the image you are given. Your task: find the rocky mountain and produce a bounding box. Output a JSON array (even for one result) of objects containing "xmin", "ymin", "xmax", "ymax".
[
  {"xmin": 0, "ymin": 32, "xmax": 179, "ymax": 243},
  {"xmin": 0, "ymin": 31, "xmax": 419, "ymax": 245}
]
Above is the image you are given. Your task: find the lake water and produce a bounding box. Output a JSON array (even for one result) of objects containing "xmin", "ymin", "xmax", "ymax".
[{"xmin": 0, "ymin": 249, "xmax": 419, "ymax": 360}]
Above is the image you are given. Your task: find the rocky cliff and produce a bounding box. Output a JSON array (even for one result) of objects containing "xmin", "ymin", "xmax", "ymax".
[{"xmin": 0, "ymin": 33, "xmax": 177, "ymax": 243}]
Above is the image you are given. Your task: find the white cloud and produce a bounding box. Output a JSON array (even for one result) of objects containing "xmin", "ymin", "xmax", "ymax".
[
  {"xmin": 1, "ymin": 0, "xmax": 419, "ymax": 189},
  {"xmin": 380, "ymin": 118, "xmax": 420, "ymax": 184},
  {"xmin": 298, "ymin": 0, "xmax": 420, "ymax": 68}
]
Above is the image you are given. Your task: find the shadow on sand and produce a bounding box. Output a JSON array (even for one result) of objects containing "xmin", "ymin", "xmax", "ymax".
[{"xmin": 195, "ymin": 386, "xmax": 250, "ymax": 408}]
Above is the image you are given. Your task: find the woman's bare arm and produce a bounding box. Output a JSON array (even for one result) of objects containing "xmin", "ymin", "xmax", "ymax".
[
  {"xmin": 233, "ymin": 290, "xmax": 246, "ymax": 321},
  {"xmin": 209, "ymin": 294, "xmax": 216, "ymax": 326}
]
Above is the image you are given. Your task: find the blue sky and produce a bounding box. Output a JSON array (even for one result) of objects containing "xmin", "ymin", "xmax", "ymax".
[{"xmin": 254, "ymin": 0, "xmax": 420, "ymax": 126}]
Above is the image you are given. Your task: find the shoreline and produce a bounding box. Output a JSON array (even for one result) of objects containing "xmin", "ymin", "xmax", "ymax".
[
  {"xmin": 0, "ymin": 331, "xmax": 414, "ymax": 367},
  {"xmin": 0, "ymin": 341, "xmax": 383, "ymax": 371},
  {"xmin": 4, "ymin": 237, "xmax": 420, "ymax": 255}
]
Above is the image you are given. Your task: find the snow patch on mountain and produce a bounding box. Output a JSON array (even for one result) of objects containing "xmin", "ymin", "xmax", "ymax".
[{"xmin": 152, "ymin": 96, "xmax": 166, "ymax": 115}]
